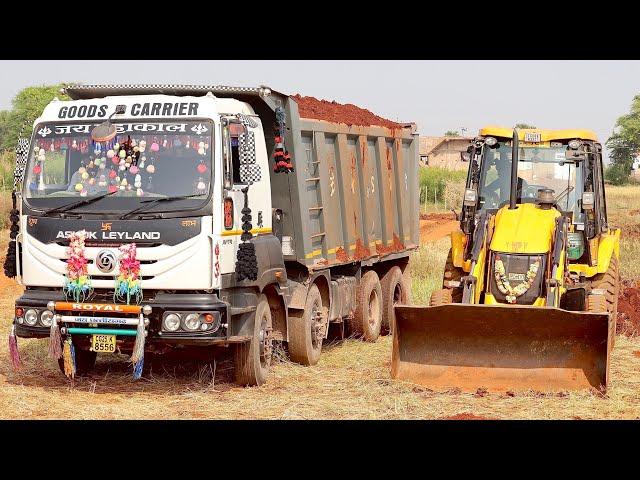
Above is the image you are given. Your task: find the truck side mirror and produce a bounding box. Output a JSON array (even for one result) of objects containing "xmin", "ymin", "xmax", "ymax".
[{"xmin": 460, "ymin": 151, "xmax": 471, "ymax": 162}]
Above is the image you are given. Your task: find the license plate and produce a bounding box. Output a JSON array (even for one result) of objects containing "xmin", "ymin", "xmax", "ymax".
[
  {"xmin": 91, "ymin": 334, "xmax": 116, "ymax": 353},
  {"xmin": 524, "ymin": 132, "xmax": 541, "ymax": 142}
]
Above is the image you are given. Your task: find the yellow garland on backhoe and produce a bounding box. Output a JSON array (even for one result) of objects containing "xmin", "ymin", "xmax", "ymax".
[{"xmin": 494, "ymin": 256, "xmax": 540, "ymax": 304}]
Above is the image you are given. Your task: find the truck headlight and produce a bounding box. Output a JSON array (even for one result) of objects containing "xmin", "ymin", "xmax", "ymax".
[
  {"xmin": 24, "ymin": 309, "xmax": 39, "ymax": 326},
  {"xmin": 163, "ymin": 313, "xmax": 181, "ymax": 332},
  {"xmin": 183, "ymin": 313, "xmax": 201, "ymax": 331},
  {"xmin": 40, "ymin": 310, "xmax": 54, "ymax": 327}
]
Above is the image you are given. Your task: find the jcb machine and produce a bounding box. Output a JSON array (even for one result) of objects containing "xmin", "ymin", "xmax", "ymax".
[{"xmin": 392, "ymin": 126, "xmax": 620, "ymax": 392}]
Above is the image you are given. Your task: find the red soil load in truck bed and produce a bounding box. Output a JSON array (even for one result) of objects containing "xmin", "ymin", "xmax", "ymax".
[{"xmin": 292, "ymin": 94, "xmax": 403, "ymax": 129}]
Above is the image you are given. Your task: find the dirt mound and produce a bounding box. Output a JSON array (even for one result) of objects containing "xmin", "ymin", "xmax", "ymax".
[
  {"xmin": 617, "ymin": 281, "xmax": 640, "ymax": 336},
  {"xmin": 439, "ymin": 412, "xmax": 495, "ymax": 420},
  {"xmin": 292, "ymin": 94, "xmax": 403, "ymax": 129},
  {"xmin": 420, "ymin": 212, "xmax": 456, "ymax": 221}
]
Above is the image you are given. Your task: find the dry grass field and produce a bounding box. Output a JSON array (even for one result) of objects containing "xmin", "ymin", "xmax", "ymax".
[{"xmin": 0, "ymin": 185, "xmax": 639, "ymax": 420}]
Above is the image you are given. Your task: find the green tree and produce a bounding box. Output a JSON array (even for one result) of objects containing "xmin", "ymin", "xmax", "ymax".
[
  {"xmin": 444, "ymin": 130, "xmax": 460, "ymax": 136},
  {"xmin": 0, "ymin": 84, "xmax": 71, "ymax": 151},
  {"xmin": 515, "ymin": 123, "xmax": 536, "ymax": 129},
  {"xmin": 605, "ymin": 94, "xmax": 640, "ymax": 184}
]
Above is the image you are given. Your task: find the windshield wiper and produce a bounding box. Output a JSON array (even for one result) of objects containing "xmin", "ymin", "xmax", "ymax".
[
  {"xmin": 42, "ymin": 190, "xmax": 118, "ymax": 217},
  {"xmin": 119, "ymin": 194, "xmax": 206, "ymax": 220}
]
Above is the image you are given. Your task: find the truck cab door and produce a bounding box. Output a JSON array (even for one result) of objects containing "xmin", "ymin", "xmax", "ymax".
[{"xmin": 219, "ymin": 115, "xmax": 271, "ymax": 278}]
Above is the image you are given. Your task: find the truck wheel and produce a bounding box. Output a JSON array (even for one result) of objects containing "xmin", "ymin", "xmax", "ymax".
[
  {"xmin": 430, "ymin": 288, "xmax": 453, "ymax": 306},
  {"xmin": 350, "ymin": 270, "xmax": 383, "ymax": 342},
  {"xmin": 589, "ymin": 255, "xmax": 620, "ymax": 348},
  {"xmin": 234, "ymin": 294, "xmax": 273, "ymax": 386},
  {"xmin": 57, "ymin": 347, "xmax": 97, "ymax": 377},
  {"xmin": 288, "ymin": 284, "xmax": 325, "ymax": 366},
  {"xmin": 381, "ymin": 266, "xmax": 408, "ymax": 335}
]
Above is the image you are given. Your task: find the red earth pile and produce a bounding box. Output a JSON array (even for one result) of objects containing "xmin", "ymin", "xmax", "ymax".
[
  {"xmin": 292, "ymin": 94, "xmax": 403, "ymax": 129},
  {"xmin": 618, "ymin": 280, "xmax": 640, "ymax": 336}
]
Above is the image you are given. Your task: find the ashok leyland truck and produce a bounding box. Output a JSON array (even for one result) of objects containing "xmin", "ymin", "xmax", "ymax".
[{"xmin": 7, "ymin": 85, "xmax": 419, "ymax": 385}]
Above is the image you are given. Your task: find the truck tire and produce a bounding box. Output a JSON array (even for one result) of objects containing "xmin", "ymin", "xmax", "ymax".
[
  {"xmin": 442, "ymin": 248, "xmax": 463, "ymax": 303},
  {"xmin": 288, "ymin": 284, "xmax": 325, "ymax": 366},
  {"xmin": 234, "ymin": 294, "xmax": 273, "ymax": 386},
  {"xmin": 430, "ymin": 288, "xmax": 453, "ymax": 306},
  {"xmin": 381, "ymin": 266, "xmax": 409, "ymax": 335},
  {"xmin": 57, "ymin": 347, "xmax": 97, "ymax": 377},
  {"xmin": 588, "ymin": 255, "xmax": 620, "ymax": 348},
  {"xmin": 349, "ymin": 270, "xmax": 383, "ymax": 342}
]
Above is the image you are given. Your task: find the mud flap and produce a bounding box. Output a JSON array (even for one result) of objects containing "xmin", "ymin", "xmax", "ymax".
[{"xmin": 391, "ymin": 304, "xmax": 612, "ymax": 393}]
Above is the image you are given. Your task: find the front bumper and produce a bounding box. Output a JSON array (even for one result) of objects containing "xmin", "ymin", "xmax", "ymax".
[{"xmin": 13, "ymin": 290, "xmax": 241, "ymax": 346}]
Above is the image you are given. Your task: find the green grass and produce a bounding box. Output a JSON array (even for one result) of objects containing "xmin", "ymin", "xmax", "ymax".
[
  {"xmin": 419, "ymin": 166, "xmax": 466, "ymax": 204},
  {"xmin": 410, "ymin": 237, "xmax": 450, "ymax": 305}
]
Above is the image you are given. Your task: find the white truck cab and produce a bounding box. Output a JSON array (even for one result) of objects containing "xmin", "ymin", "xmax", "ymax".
[{"xmin": 9, "ymin": 85, "xmax": 419, "ymax": 386}]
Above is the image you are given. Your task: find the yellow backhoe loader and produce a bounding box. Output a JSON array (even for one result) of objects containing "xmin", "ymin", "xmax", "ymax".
[{"xmin": 392, "ymin": 127, "xmax": 620, "ymax": 392}]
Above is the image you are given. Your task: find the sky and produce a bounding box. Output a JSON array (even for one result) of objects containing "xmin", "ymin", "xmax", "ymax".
[{"xmin": 1, "ymin": 60, "xmax": 638, "ymax": 161}]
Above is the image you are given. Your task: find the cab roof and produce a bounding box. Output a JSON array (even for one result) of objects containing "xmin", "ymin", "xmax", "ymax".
[{"xmin": 479, "ymin": 125, "xmax": 598, "ymax": 142}]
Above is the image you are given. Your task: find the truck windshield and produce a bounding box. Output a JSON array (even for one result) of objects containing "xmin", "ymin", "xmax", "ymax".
[
  {"xmin": 24, "ymin": 120, "xmax": 214, "ymax": 214},
  {"xmin": 479, "ymin": 144, "xmax": 579, "ymax": 213}
]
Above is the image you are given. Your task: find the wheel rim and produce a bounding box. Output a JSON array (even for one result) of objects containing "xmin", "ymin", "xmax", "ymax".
[
  {"xmin": 368, "ymin": 289, "xmax": 380, "ymax": 328},
  {"xmin": 258, "ymin": 313, "xmax": 272, "ymax": 368},
  {"xmin": 310, "ymin": 299, "xmax": 323, "ymax": 349}
]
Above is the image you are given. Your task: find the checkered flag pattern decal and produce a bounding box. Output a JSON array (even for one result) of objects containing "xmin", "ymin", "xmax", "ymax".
[
  {"xmin": 239, "ymin": 131, "xmax": 257, "ymax": 165},
  {"xmin": 13, "ymin": 138, "xmax": 29, "ymax": 190},
  {"xmin": 237, "ymin": 113, "xmax": 258, "ymax": 129},
  {"xmin": 239, "ymin": 163, "xmax": 261, "ymax": 185}
]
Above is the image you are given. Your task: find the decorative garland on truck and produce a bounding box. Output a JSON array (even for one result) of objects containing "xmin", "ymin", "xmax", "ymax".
[
  {"xmin": 494, "ymin": 255, "xmax": 540, "ymax": 304},
  {"xmin": 235, "ymin": 187, "xmax": 258, "ymax": 281},
  {"xmin": 63, "ymin": 230, "xmax": 93, "ymax": 302},
  {"xmin": 114, "ymin": 243, "xmax": 142, "ymax": 305}
]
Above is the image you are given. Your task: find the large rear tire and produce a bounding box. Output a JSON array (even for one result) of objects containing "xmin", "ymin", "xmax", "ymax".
[
  {"xmin": 381, "ymin": 266, "xmax": 409, "ymax": 335},
  {"xmin": 288, "ymin": 284, "xmax": 325, "ymax": 366},
  {"xmin": 589, "ymin": 255, "xmax": 620, "ymax": 348},
  {"xmin": 349, "ymin": 270, "xmax": 383, "ymax": 342},
  {"xmin": 234, "ymin": 294, "xmax": 273, "ymax": 386}
]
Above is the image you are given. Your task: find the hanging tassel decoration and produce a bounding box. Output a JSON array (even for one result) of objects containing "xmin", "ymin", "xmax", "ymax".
[
  {"xmin": 8, "ymin": 324, "xmax": 21, "ymax": 370},
  {"xmin": 272, "ymin": 107, "xmax": 294, "ymax": 173},
  {"xmin": 131, "ymin": 315, "xmax": 146, "ymax": 380},
  {"xmin": 235, "ymin": 187, "xmax": 258, "ymax": 281},
  {"xmin": 63, "ymin": 337, "xmax": 76, "ymax": 379},
  {"xmin": 48, "ymin": 316, "xmax": 63, "ymax": 360}
]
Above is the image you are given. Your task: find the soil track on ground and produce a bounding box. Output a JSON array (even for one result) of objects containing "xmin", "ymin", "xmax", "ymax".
[{"xmin": 419, "ymin": 214, "xmax": 458, "ymax": 244}]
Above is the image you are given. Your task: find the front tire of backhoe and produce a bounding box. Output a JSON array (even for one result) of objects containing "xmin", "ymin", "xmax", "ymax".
[
  {"xmin": 443, "ymin": 248, "xmax": 463, "ymax": 303},
  {"xmin": 430, "ymin": 288, "xmax": 453, "ymax": 306},
  {"xmin": 234, "ymin": 294, "xmax": 272, "ymax": 386}
]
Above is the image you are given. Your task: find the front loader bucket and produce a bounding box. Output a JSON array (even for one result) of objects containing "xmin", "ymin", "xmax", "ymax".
[{"xmin": 391, "ymin": 304, "xmax": 612, "ymax": 393}]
